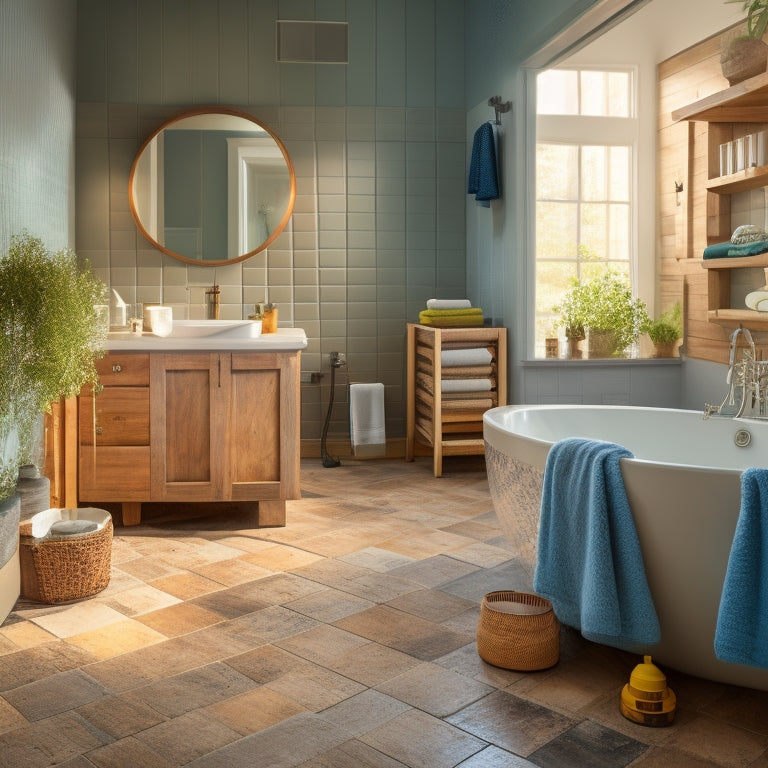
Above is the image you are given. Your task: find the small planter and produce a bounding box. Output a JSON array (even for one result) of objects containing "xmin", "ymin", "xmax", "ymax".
[
  {"xmin": 567, "ymin": 334, "xmax": 585, "ymax": 360},
  {"xmin": 652, "ymin": 340, "xmax": 677, "ymax": 358},
  {"xmin": 722, "ymin": 36, "xmax": 768, "ymax": 85},
  {"xmin": 587, "ymin": 329, "xmax": 623, "ymax": 359}
]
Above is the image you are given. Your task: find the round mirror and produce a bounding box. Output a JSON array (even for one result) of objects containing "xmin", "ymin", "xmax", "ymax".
[{"xmin": 129, "ymin": 107, "xmax": 296, "ymax": 266}]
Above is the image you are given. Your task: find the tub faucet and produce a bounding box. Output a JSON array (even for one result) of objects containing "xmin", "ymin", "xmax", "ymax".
[{"xmin": 704, "ymin": 326, "xmax": 768, "ymax": 419}]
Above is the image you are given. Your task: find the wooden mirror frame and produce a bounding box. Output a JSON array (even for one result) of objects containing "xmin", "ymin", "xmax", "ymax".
[{"xmin": 128, "ymin": 106, "xmax": 296, "ymax": 267}]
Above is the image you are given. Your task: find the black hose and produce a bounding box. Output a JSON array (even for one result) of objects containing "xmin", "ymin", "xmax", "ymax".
[{"xmin": 320, "ymin": 362, "xmax": 341, "ymax": 467}]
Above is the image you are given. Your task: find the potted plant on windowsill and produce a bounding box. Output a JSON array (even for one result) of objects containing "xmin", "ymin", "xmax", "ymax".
[
  {"xmin": 722, "ymin": 0, "xmax": 768, "ymax": 85},
  {"xmin": 557, "ymin": 272, "xmax": 649, "ymax": 359},
  {"xmin": 0, "ymin": 233, "xmax": 107, "ymax": 619},
  {"xmin": 554, "ymin": 286, "xmax": 587, "ymax": 360},
  {"xmin": 643, "ymin": 302, "xmax": 683, "ymax": 358}
]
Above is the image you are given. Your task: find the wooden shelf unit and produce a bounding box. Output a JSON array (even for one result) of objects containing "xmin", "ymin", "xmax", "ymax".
[
  {"xmin": 674, "ymin": 73, "xmax": 768, "ymax": 329},
  {"xmin": 406, "ymin": 323, "xmax": 507, "ymax": 477}
]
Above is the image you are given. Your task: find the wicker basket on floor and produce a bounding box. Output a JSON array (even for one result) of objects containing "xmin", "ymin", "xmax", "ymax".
[
  {"xmin": 477, "ymin": 590, "xmax": 560, "ymax": 671},
  {"xmin": 20, "ymin": 519, "xmax": 113, "ymax": 604}
]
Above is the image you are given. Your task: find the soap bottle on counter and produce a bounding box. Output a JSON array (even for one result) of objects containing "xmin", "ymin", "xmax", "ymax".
[{"xmin": 262, "ymin": 303, "xmax": 278, "ymax": 333}]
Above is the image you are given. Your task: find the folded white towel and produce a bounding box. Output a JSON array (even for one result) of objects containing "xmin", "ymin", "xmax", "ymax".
[
  {"xmin": 427, "ymin": 299, "xmax": 472, "ymax": 310},
  {"xmin": 349, "ymin": 383, "xmax": 386, "ymax": 447},
  {"xmin": 441, "ymin": 378, "xmax": 492, "ymax": 393},
  {"xmin": 441, "ymin": 347, "xmax": 493, "ymax": 367}
]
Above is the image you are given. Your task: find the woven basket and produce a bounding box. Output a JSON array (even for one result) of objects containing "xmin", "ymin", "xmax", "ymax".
[
  {"xmin": 20, "ymin": 519, "xmax": 113, "ymax": 604},
  {"xmin": 477, "ymin": 590, "xmax": 560, "ymax": 671}
]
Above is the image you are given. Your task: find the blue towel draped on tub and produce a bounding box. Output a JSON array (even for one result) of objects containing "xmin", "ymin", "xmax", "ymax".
[
  {"xmin": 467, "ymin": 122, "xmax": 499, "ymax": 207},
  {"xmin": 533, "ymin": 438, "xmax": 660, "ymax": 650},
  {"xmin": 715, "ymin": 467, "xmax": 768, "ymax": 668}
]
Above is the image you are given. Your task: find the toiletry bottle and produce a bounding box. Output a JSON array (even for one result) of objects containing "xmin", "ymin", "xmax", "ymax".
[{"xmin": 262, "ymin": 303, "xmax": 278, "ymax": 333}]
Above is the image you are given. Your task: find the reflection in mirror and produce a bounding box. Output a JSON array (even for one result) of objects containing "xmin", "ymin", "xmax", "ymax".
[{"xmin": 129, "ymin": 108, "xmax": 295, "ymax": 266}]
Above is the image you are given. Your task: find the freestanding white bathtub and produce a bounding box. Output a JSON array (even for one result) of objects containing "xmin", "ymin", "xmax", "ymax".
[{"xmin": 483, "ymin": 404, "xmax": 768, "ymax": 689}]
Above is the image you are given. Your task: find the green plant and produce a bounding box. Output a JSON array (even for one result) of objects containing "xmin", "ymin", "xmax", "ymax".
[
  {"xmin": 643, "ymin": 302, "xmax": 683, "ymax": 344},
  {"xmin": 0, "ymin": 233, "xmax": 107, "ymax": 498},
  {"xmin": 556, "ymin": 271, "xmax": 649, "ymax": 355},
  {"xmin": 726, "ymin": 0, "xmax": 768, "ymax": 39}
]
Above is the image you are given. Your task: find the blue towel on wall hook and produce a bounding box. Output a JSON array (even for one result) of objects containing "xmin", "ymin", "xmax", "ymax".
[{"xmin": 467, "ymin": 122, "xmax": 499, "ymax": 208}]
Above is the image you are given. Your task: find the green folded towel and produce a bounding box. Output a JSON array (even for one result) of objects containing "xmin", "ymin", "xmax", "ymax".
[
  {"xmin": 703, "ymin": 240, "xmax": 768, "ymax": 259},
  {"xmin": 418, "ymin": 312, "xmax": 484, "ymax": 327}
]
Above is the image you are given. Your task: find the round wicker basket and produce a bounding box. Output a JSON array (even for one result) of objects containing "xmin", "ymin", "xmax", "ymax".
[
  {"xmin": 476, "ymin": 590, "xmax": 560, "ymax": 671},
  {"xmin": 20, "ymin": 517, "xmax": 113, "ymax": 604}
]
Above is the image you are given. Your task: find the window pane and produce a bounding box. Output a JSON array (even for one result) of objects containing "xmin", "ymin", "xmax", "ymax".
[
  {"xmin": 536, "ymin": 201, "xmax": 578, "ymax": 260},
  {"xmin": 580, "ymin": 203, "xmax": 607, "ymax": 257},
  {"xmin": 609, "ymin": 146, "xmax": 630, "ymax": 201},
  {"xmin": 609, "ymin": 203, "xmax": 630, "ymax": 260},
  {"xmin": 536, "ymin": 261, "xmax": 578, "ymax": 315},
  {"xmin": 537, "ymin": 70, "xmax": 578, "ymax": 115},
  {"xmin": 580, "ymin": 71, "xmax": 605, "ymax": 116},
  {"xmin": 582, "ymin": 146, "xmax": 606, "ymax": 201},
  {"xmin": 537, "ymin": 144, "xmax": 578, "ymax": 199},
  {"xmin": 608, "ymin": 71, "xmax": 630, "ymax": 117}
]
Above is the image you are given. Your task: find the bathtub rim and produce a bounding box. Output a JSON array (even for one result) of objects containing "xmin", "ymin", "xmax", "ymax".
[{"xmin": 482, "ymin": 403, "xmax": 755, "ymax": 477}]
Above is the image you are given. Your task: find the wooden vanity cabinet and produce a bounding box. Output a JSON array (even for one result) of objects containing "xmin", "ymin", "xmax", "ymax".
[{"xmin": 77, "ymin": 349, "xmax": 300, "ymax": 526}]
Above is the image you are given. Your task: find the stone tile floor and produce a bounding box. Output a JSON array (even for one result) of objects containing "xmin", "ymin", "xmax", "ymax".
[{"xmin": 1, "ymin": 457, "xmax": 768, "ymax": 767}]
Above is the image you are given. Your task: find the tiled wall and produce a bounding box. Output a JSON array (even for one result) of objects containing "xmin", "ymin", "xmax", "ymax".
[{"xmin": 75, "ymin": 0, "xmax": 466, "ymax": 445}]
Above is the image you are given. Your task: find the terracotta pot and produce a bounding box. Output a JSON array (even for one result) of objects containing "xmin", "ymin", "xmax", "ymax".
[
  {"xmin": 652, "ymin": 340, "xmax": 677, "ymax": 358},
  {"xmin": 567, "ymin": 334, "xmax": 584, "ymax": 360},
  {"xmin": 721, "ymin": 37, "xmax": 768, "ymax": 86}
]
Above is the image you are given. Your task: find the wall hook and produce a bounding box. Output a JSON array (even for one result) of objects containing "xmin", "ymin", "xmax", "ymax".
[
  {"xmin": 488, "ymin": 95, "xmax": 511, "ymax": 125},
  {"xmin": 674, "ymin": 179, "xmax": 684, "ymax": 207}
]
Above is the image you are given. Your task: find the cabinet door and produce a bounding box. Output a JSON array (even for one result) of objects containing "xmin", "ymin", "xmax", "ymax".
[
  {"xmin": 150, "ymin": 353, "xmax": 227, "ymax": 501},
  {"xmin": 228, "ymin": 351, "xmax": 300, "ymax": 501}
]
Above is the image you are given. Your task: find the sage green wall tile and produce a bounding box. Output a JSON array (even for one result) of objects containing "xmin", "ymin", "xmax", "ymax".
[
  {"xmin": 218, "ymin": 0, "xmax": 250, "ymax": 105},
  {"xmin": 346, "ymin": 0, "xmax": 375, "ymax": 106},
  {"xmin": 77, "ymin": 0, "xmax": 107, "ymax": 102},
  {"xmin": 138, "ymin": 0, "xmax": 163, "ymax": 103},
  {"xmin": 376, "ymin": 0, "xmax": 405, "ymax": 106},
  {"xmin": 108, "ymin": 0, "xmax": 137, "ymax": 103},
  {"xmin": 406, "ymin": 0, "xmax": 435, "ymax": 108}
]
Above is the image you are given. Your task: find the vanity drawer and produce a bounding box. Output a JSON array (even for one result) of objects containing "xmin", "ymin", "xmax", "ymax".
[
  {"xmin": 79, "ymin": 387, "xmax": 150, "ymax": 446},
  {"xmin": 95, "ymin": 353, "xmax": 150, "ymax": 386},
  {"xmin": 79, "ymin": 445, "xmax": 150, "ymax": 500}
]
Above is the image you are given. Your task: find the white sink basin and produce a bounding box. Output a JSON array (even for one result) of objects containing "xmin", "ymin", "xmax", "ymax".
[{"xmin": 165, "ymin": 320, "xmax": 262, "ymax": 338}]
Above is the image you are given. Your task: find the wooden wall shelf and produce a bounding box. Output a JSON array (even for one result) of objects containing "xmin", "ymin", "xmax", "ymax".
[{"xmin": 672, "ymin": 71, "xmax": 768, "ymax": 123}]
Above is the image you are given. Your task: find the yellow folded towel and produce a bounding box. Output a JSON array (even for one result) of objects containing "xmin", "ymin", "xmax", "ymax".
[
  {"xmin": 418, "ymin": 312, "xmax": 485, "ymax": 327},
  {"xmin": 419, "ymin": 307, "xmax": 484, "ymax": 317}
]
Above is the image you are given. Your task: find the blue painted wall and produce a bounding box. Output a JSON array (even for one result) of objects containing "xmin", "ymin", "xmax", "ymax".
[{"xmin": 0, "ymin": 0, "xmax": 77, "ymax": 253}]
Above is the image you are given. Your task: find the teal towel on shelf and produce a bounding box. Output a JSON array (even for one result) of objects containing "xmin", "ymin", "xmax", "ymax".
[
  {"xmin": 715, "ymin": 468, "xmax": 768, "ymax": 668},
  {"xmin": 467, "ymin": 122, "xmax": 499, "ymax": 208},
  {"xmin": 703, "ymin": 240, "xmax": 768, "ymax": 259},
  {"xmin": 533, "ymin": 438, "xmax": 660, "ymax": 651}
]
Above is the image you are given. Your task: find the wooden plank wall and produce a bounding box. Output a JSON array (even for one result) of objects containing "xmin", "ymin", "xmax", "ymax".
[{"xmin": 658, "ymin": 30, "xmax": 768, "ymax": 364}]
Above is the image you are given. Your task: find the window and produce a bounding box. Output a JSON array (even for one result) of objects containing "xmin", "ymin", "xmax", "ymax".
[{"xmin": 534, "ymin": 68, "xmax": 637, "ymax": 357}]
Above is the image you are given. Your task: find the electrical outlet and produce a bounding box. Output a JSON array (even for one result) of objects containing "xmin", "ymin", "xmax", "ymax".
[{"xmin": 300, "ymin": 371, "xmax": 324, "ymax": 383}]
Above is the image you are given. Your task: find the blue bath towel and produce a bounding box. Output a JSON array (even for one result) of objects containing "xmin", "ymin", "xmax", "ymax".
[
  {"xmin": 715, "ymin": 468, "xmax": 768, "ymax": 668},
  {"xmin": 533, "ymin": 438, "xmax": 660, "ymax": 650},
  {"xmin": 467, "ymin": 122, "xmax": 499, "ymax": 208}
]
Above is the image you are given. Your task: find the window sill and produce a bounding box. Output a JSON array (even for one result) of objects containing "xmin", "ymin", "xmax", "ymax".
[{"xmin": 522, "ymin": 357, "xmax": 682, "ymax": 367}]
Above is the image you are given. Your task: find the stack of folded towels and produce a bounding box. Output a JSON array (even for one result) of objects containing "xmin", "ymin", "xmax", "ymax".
[{"xmin": 418, "ymin": 299, "xmax": 484, "ymax": 327}]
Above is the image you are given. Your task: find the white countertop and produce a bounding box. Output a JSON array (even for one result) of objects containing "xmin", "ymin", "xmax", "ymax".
[{"xmin": 106, "ymin": 326, "xmax": 307, "ymax": 352}]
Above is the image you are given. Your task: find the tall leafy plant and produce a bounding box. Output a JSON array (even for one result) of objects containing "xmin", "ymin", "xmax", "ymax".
[
  {"xmin": 0, "ymin": 233, "xmax": 107, "ymax": 498},
  {"xmin": 726, "ymin": 0, "xmax": 768, "ymax": 39}
]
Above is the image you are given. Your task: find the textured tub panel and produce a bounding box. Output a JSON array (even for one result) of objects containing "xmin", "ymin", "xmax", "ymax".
[{"xmin": 484, "ymin": 443, "xmax": 542, "ymax": 583}]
